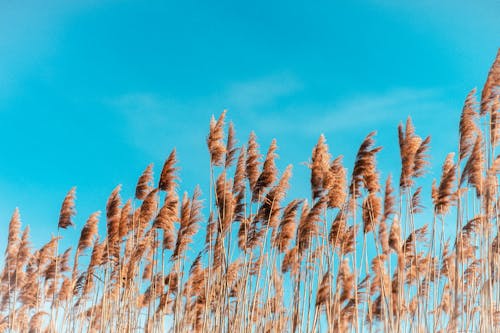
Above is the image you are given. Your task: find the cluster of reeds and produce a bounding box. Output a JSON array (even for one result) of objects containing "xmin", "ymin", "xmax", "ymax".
[{"xmin": 0, "ymin": 49, "xmax": 499, "ymax": 333}]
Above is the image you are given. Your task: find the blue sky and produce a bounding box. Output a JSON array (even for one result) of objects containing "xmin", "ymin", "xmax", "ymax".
[{"xmin": 0, "ymin": 0, "xmax": 499, "ymax": 249}]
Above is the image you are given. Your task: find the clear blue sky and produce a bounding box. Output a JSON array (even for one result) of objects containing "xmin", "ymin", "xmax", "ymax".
[{"xmin": 0, "ymin": 0, "xmax": 499, "ymax": 249}]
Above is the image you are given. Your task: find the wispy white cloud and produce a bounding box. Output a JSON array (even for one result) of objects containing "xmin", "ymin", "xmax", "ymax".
[
  {"xmin": 250, "ymin": 87, "xmax": 449, "ymax": 136},
  {"xmin": 107, "ymin": 93, "xmax": 193, "ymax": 156},
  {"xmin": 108, "ymin": 74, "xmax": 451, "ymax": 166},
  {"xmin": 107, "ymin": 73, "xmax": 303, "ymax": 156},
  {"xmin": 223, "ymin": 73, "xmax": 302, "ymax": 110}
]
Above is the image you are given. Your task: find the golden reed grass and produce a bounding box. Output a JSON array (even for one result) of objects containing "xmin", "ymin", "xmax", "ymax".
[{"xmin": 1, "ymin": 49, "xmax": 500, "ymax": 333}]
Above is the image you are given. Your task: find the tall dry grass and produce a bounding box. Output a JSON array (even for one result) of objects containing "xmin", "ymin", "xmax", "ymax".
[{"xmin": 1, "ymin": 49, "xmax": 500, "ymax": 333}]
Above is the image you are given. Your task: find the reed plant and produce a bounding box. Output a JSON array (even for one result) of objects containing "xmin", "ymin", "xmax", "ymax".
[{"xmin": 0, "ymin": 49, "xmax": 499, "ymax": 332}]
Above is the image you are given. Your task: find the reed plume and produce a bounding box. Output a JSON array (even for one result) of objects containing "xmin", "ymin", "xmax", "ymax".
[
  {"xmin": 350, "ymin": 131, "xmax": 382, "ymax": 198},
  {"xmin": 139, "ymin": 188, "xmax": 159, "ymax": 228},
  {"xmin": 58, "ymin": 187, "xmax": 76, "ymax": 229},
  {"xmin": 252, "ymin": 139, "xmax": 278, "ymax": 202},
  {"xmin": 433, "ymin": 153, "xmax": 457, "ymax": 215},
  {"xmin": 215, "ymin": 171, "xmax": 235, "ymax": 234},
  {"xmin": 154, "ymin": 190, "xmax": 179, "ymax": 250},
  {"xmin": 326, "ymin": 156, "xmax": 347, "ymax": 209},
  {"xmin": 316, "ymin": 272, "xmax": 331, "ymax": 307},
  {"xmin": 207, "ymin": 110, "xmax": 227, "ymax": 166},
  {"xmin": 460, "ymin": 134, "xmax": 484, "ymax": 196},
  {"xmin": 273, "ymin": 199, "xmax": 301, "ymax": 253},
  {"xmin": 245, "ymin": 131, "xmax": 261, "ymax": 192},
  {"xmin": 172, "ymin": 187, "xmax": 203, "ymax": 260},
  {"xmin": 459, "ymin": 89, "xmax": 479, "ymax": 160},
  {"xmin": 159, "ymin": 149, "xmax": 178, "ymax": 192},
  {"xmin": 5, "ymin": 208, "xmax": 21, "ymax": 259},
  {"xmin": 77, "ymin": 211, "xmax": 100, "ymax": 254},
  {"xmin": 297, "ymin": 197, "xmax": 326, "ymax": 254},
  {"xmin": 257, "ymin": 164, "xmax": 292, "ymax": 229},
  {"xmin": 225, "ymin": 122, "xmax": 238, "ymax": 168},
  {"xmin": 480, "ymin": 48, "xmax": 500, "ymax": 115},
  {"xmin": 362, "ymin": 193, "xmax": 381, "ymax": 234},
  {"xmin": 135, "ymin": 163, "xmax": 154, "ymax": 200},
  {"xmin": 491, "ymin": 96, "xmax": 500, "ymax": 148},
  {"xmin": 106, "ymin": 185, "xmax": 122, "ymax": 261},
  {"xmin": 311, "ymin": 135, "xmax": 331, "ymax": 200}
]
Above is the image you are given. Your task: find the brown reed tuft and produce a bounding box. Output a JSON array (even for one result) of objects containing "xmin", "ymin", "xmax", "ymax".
[
  {"xmin": 135, "ymin": 163, "xmax": 154, "ymax": 200},
  {"xmin": 58, "ymin": 187, "xmax": 76, "ymax": 229},
  {"xmin": 491, "ymin": 96, "xmax": 500, "ymax": 148},
  {"xmin": 154, "ymin": 190, "xmax": 179, "ymax": 250},
  {"xmin": 459, "ymin": 89, "xmax": 479, "ymax": 160},
  {"xmin": 245, "ymin": 132, "xmax": 261, "ymax": 192},
  {"xmin": 225, "ymin": 121, "xmax": 238, "ymax": 168},
  {"xmin": 119, "ymin": 199, "xmax": 132, "ymax": 239},
  {"xmin": 480, "ymin": 48, "xmax": 500, "ymax": 115},
  {"xmin": 77, "ymin": 211, "xmax": 100, "ymax": 254},
  {"xmin": 413, "ymin": 135, "xmax": 431, "ymax": 178},
  {"xmin": 329, "ymin": 209, "xmax": 347, "ymax": 250},
  {"xmin": 207, "ymin": 110, "xmax": 227, "ymax": 166},
  {"xmin": 350, "ymin": 131, "xmax": 382, "ymax": 198},
  {"xmin": 172, "ymin": 187, "xmax": 203, "ymax": 260},
  {"xmin": 252, "ymin": 139, "xmax": 278, "ymax": 202},
  {"xmin": 215, "ymin": 171, "xmax": 235, "ymax": 234},
  {"xmin": 378, "ymin": 220, "xmax": 390, "ymax": 255},
  {"xmin": 327, "ymin": 156, "xmax": 347, "ymax": 209},
  {"xmin": 28, "ymin": 311, "xmax": 47, "ymax": 333},
  {"xmin": 5, "ymin": 208, "xmax": 21, "ymax": 261},
  {"xmin": 232, "ymin": 147, "xmax": 246, "ymax": 194},
  {"xmin": 389, "ymin": 215, "xmax": 402, "ymax": 254},
  {"xmin": 342, "ymin": 225, "xmax": 358, "ymax": 254},
  {"xmin": 310, "ymin": 134, "xmax": 331, "ymax": 200},
  {"xmin": 362, "ymin": 192, "xmax": 381, "ymax": 234},
  {"xmin": 16, "ymin": 227, "xmax": 31, "ymax": 270},
  {"xmin": 273, "ymin": 199, "xmax": 301, "ymax": 253},
  {"xmin": 159, "ymin": 149, "xmax": 178, "ymax": 192},
  {"xmin": 237, "ymin": 216, "xmax": 250, "ymax": 251},
  {"xmin": 460, "ymin": 134, "xmax": 484, "ymax": 196},
  {"xmin": 257, "ymin": 165, "xmax": 292, "ymax": 229},
  {"xmin": 382, "ymin": 175, "xmax": 395, "ymax": 223},
  {"xmin": 297, "ymin": 197, "xmax": 327, "ymax": 254},
  {"xmin": 106, "ymin": 185, "xmax": 122, "ymax": 261},
  {"xmin": 139, "ymin": 188, "xmax": 159, "ymax": 228},
  {"xmin": 339, "ymin": 258, "xmax": 354, "ymax": 303},
  {"xmin": 58, "ymin": 277, "xmax": 73, "ymax": 303},
  {"xmin": 282, "ymin": 246, "xmax": 299, "ymax": 275},
  {"xmin": 399, "ymin": 118, "xmax": 420, "ymax": 188},
  {"xmin": 410, "ymin": 187, "xmax": 424, "ymax": 214},
  {"xmin": 316, "ymin": 272, "xmax": 331, "ymax": 307},
  {"xmin": 433, "ymin": 153, "xmax": 457, "ymax": 215}
]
